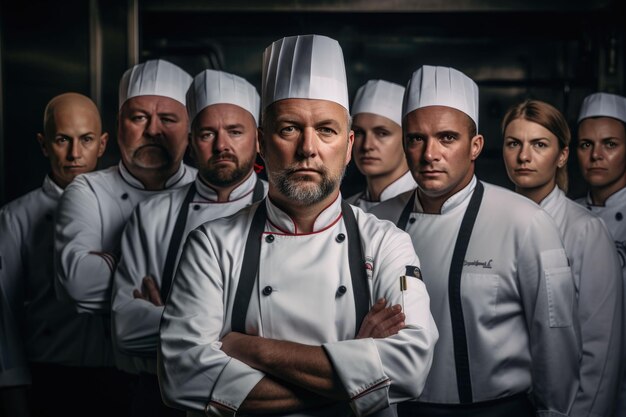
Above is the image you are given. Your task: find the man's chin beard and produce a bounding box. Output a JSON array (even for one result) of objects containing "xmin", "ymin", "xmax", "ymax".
[
  {"xmin": 201, "ymin": 160, "xmax": 253, "ymax": 188},
  {"xmin": 270, "ymin": 167, "xmax": 343, "ymax": 205}
]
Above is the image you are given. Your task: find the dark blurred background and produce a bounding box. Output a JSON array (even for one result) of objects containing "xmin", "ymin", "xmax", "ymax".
[{"xmin": 1, "ymin": 0, "xmax": 624, "ymax": 205}]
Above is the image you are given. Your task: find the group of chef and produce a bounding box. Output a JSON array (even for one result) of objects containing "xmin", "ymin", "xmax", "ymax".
[{"xmin": 0, "ymin": 33, "xmax": 625, "ymax": 417}]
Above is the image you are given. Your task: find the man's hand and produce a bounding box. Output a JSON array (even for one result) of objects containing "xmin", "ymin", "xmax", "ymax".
[
  {"xmin": 132, "ymin": 275, "xmax": 163, "ymax": 306},
  {"xmin": 356, "ymin": 298, "xmax": 405, "ymax": 339}
]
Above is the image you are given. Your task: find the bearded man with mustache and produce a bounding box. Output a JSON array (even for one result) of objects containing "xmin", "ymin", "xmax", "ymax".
[
  {"xmin": 111, "ymin": 69, "xmax": 268, "ymax": 417},
  {"xmin": 54, "ymin": 60, "xmax": 196, "ymax": 416},
  {"xmin": 159, "ymin": 35, "xmax": 438, "ymax": 417}
]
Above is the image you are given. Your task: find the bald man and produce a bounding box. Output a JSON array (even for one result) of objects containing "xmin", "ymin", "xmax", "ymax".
[{"xmin": 0, "ymin": 93, "xmax": 111, "ymax": 417}]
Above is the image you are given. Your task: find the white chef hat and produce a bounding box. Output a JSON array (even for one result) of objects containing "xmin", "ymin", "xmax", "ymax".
[
  {"xmin": 262, "ymin": 34, "xmax": 349, "ymax": 111},
  {"xmin": 186, "ymin": 69, "xmax": 261, "ymax": 126},
  {"xmin": 352, "ymin": 80, "xmax": 405, "ymax": 126},
  {"xmin": 403, "ymin": 65, "xmax": 479, "ymax": 130},
  {"xmin": 578, "ymin": 92, "xmax": 626, "ymax": 124},
  {"xmin": 118, "ymin": 59, "xmax": 192, "ymax": 109}
]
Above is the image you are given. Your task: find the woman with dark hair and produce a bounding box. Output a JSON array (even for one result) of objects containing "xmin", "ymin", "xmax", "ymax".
[{"xmin": 502, "ymin": 99, "xmax": 623, "ymax": 417}]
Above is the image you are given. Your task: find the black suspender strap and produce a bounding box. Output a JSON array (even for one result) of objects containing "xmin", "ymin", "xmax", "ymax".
[
  {"xmin": 231, "ymin": 201, "xmax": 268, "ymax": 333},
  {"xmin": 341, "ymin": 200, "xmax": 371, "ymax": 336},
  {"xmin": 448, "ymin": 181, "xmax": 484, "ymax": 404},
  {"xmin": 160, "ymin": 182, "xmax": 197, "ymax": 301},
  {"xmin": 231, "ymin": 200, "xmax": 370, "ymax": 335},
  {"xmin": 397, "ymin": 190, "xmax": 418, "ymax": 231},
  {"xmin": 160, "ymin": 178, "xmax": 264, "ymax": 302},
  {"xmin": 251, "ymin": 178, "xmax": 265, "ymax": 203}
]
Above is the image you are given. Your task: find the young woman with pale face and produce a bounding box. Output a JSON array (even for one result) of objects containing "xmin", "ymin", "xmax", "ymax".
[
  {"xmin": 502, "ymin": 100, "xmax": 569, "ymax": 203},
  {"xmin": 501, "ymin": 99, "xmax": 623, "ymax": 417},
  {"xmin": 347, "ymin": 79, "xmax": 415, "ymax": 212}
]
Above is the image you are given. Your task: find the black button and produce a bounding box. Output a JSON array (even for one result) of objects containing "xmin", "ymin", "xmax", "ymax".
[
  {"xmin": 193, "ymin": 204, "xmax": 201, "ymax": 211},
  {"xmin": 45, "ymin": 213, "xmax": 53, "ymax": 222},
  {"xmin": 617, "ymin": 212, "xmax": 623, "ymax": 221},
  {"xmin": 337, "ymin": 285, "xmax": 347, "ymax": 296},
  {"xmin": 265, "ymin": 234, "xmax": 275, "ymax": 243},
  {"xmin": 336, "ymin": 233, "xmax": 345, "ymax": 242},
  {"xmin": 409, "ymin": 217, "xmax": 416, "ymax": 224},
  {"xmin": 121, "ymin": 193, "xmax": 129, "ymax": 200},
  {"xmin": 262, "ymin": 286, "xmax": 273, "ymax": 296}
]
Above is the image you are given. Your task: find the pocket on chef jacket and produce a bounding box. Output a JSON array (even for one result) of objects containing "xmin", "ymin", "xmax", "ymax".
[
  {"xmin": 543, "ymin": 266, "xmax": 574, "ymax": 328},
  {"xmin": 463, "ymin": 273, "xmax": 499, "ymax": 324}
]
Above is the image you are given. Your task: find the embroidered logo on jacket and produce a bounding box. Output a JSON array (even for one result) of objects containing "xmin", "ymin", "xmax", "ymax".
[{"xmin": 463, "ymin": 259, "xmax": 493, "ymax": 269}]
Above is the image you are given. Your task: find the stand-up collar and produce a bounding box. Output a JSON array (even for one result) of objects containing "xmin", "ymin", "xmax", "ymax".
[
  {"xmin": 585, "ymin": 186, "xmax": 626, "ymax": 208},
  {"xmin": 539, "ymin": 185, "xmax": 562, "ymax": 212},
  {"xmin": 265, "ymin": 193, "xmax": 343, "ymax": 235},
  {"xmin": 364, "ymin": 170, "xmax": 417, "ymax": 202},
  {"xmin": 414, "ymin": 176, "xmax": 477, "ymax": 215},
  {"xmin": 42, "ymin": 175, "xmax": 64, "ymax": 201}
]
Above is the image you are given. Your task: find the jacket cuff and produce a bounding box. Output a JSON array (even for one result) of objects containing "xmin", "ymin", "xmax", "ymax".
[
  {"xmin": 206, "ymin": 357, "xmax": 265, "ymax": 417},
  {"xmin": 323, "ymin": 338, "xmax": 391, "ymax": 416}
]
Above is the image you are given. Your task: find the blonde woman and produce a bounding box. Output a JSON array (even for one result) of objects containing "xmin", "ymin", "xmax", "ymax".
[{"xmin": 502, "ymin": 99, "xmax": 623, "ymax": 417}]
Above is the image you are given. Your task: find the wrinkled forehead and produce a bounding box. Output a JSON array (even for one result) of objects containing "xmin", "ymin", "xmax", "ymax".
[
  {"xmin": 578, "ymin": 116, "xmax": 626, "ymax": 140},
  {"xmin": 193, "ymin": 103, "xmax": 257, "ymax": 129},
  {"xmin": 120, "ymin": 95, "xmax": 187, "ymax": 115},
  {"xmin": 264, "ymin": 98, "xmax": 350, "ymax": 127},
  {"xmin": 404, "ymin": 105, "xmax": 474, "ymax": 134}
]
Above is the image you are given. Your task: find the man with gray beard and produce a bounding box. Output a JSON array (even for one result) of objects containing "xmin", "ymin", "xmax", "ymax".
[{"xmin": 158, "ymin": 34, "xmax": 438, "ymax": 417}]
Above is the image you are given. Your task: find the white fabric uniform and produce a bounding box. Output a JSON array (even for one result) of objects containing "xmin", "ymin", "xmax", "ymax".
[
  {"xmin": 370, "ymin": 177, "xmax": 580, "ymax": 416},
  {"xmin": 576, "ymin": 188, "xmax": 626, "ymax": 416},
  {"xmin": 0, "ymin": 176, "xmax": 113, "ymax": 387},
  {"xmin": 541, "ymin": 186, "xmax": 622, "ymax": 417},
  {"xmin": 347, "ymin": 171, "xmax": 417, "ymax": 212},
  {"xmin": 55, "ymin": 161, "xmax": 196, "ymax": 313},
  {"xmin": 576, "ymin": 188, "xmax": 626, "ymax": 274},
  {"xmin": 111, "ymin": 173, "xmax": 268, "ymax": 375},
  {"xmin": 159, "ymin": 196, "xmax": 439, "ymax": 417}
]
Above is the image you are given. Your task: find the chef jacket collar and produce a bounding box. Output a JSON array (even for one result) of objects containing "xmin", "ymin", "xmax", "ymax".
[
  {"xmin": 266, "ymin": 193, "xmax": 343, "ymax": 235},
  {"xmin": 42, "ymin": 174, "xmax": 64, "ymax": 201},
  {"xmin": 364, "ymin": 170, "xmax": 415, "ymax": 202},
  {"xmin": 414, "ymin": 175, "xmax": 477, "ymax": 215},
  {"xmin": 195, "ymin": 171, "xmax": 257, "ymax": 202},
  {"xmin": 118, "ymin": 160, "xmax": 188, "ymax": 190},
  {"xmin": 539, "ymin": 184, "xmax": 562, "ymax": 212},
  {"xmin": 584, "ymin": 185, "xmax": 626, "ymax": 208}
]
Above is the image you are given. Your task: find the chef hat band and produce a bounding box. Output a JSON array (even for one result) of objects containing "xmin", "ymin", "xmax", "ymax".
[
  {"xmin": 351, "ymin": 80, "xmax": 405, "ymax": 126},
  {"xmin": 403, "ymin": 65, "xmax": 479, "ymax": 130},
  {"xmin": 186, "ymin": 69, "xmax": 261, "ymax": 126},
  {"xmin": 262, "ymin": 34, "xmax": 350, "ymax": 111},
  {"xmin": 119, "ymin": 59, "xmax": 192, "ymax": 109},
  {"xmin": 578, "ymin": 92, "xmax": 626, "ymax": 124}
]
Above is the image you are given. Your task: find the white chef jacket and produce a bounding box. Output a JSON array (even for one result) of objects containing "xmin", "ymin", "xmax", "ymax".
[
  {"xmin": 347, "ymin": 171, "xmax": 417, "ymax": 212},
  {"xmin": 576, "ymin": 187, "xmax": 626, "ymax": 416},
  {"xmin": 542, "ymin": 186, "xmax": 622, "ymax": 417},
  {"xmin": 55, "ymin": 161, "xmax": 196, "ymax": 313},
  {"xmin": 159, "ymin": 195, "xmax": 439, "ymax": 417},
  {"xmin": 0, "ymin": 176, "xmax": 114, "ymax": 387},
  {"xmin": 576, "ymin": 187, "xmax": 626, "ymax": 274},
  {"xmin": 370, "ymin": 177, "xmax": 580, "ymax": 416},
  {"xmin": 111, "ymin": 173, "xmax": 268, "ymax": 374}
]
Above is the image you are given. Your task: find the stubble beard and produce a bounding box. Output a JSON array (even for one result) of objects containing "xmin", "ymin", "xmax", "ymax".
[
  {"xmin": 201, "ymin": 155, "xmax": 255, "ymax": 188},
  {"xmin": 270, "ymin": 164, "xmax": 344, "ymax": 205}
]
